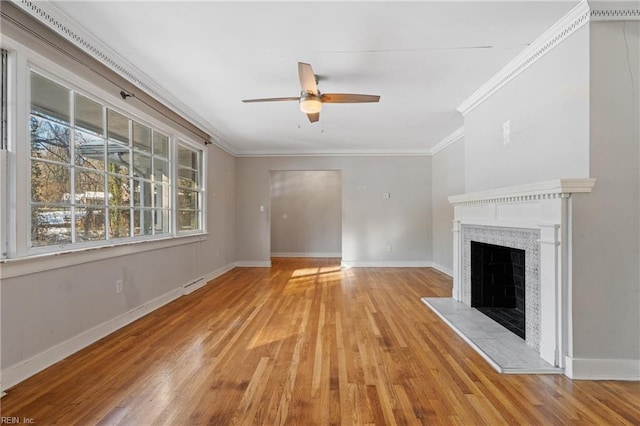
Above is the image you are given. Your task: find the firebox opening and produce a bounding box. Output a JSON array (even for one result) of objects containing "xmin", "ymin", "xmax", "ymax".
[{"xmin": 471, "ymin": 241, "xmax": 526, "ymax": 339}]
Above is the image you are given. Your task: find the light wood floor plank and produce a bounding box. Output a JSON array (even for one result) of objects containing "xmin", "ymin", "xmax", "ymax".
[{"xmin": 2, "ymin": 258, "xmax": 639, "ymax": 425}]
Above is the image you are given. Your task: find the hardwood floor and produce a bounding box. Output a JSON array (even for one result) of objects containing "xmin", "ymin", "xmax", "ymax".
[{"xmin": 2, "ymin": 257, "xmax": 638, "ymax": 425}]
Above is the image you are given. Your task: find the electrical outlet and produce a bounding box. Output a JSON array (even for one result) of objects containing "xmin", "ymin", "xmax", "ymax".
[
  {"xmin": 385, "ymin": 243, "xmax": 392, "ymax": 253},
  {"xmin": 116, "ymin": 279, "xmax": 123, "ymax": 294}
]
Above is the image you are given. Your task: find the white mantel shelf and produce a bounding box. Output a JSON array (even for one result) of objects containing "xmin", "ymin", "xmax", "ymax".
[{"xmin": 448, "ymin": 178, "xmax": 596, "ymax": 206}]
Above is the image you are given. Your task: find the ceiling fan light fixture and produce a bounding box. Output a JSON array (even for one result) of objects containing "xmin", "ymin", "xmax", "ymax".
[
  {"xmin": 243, "ymin": 63, "xmax": 380, "ymax": 122},
  {"xmin": 299, "ymin": 95, "xmax": 322, "ymax": 114}
]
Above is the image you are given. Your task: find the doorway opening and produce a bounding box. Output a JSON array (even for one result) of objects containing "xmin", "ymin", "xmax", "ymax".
[{"xmin": 270, "ymin": 170, "xmax": 342, "ymax": 259}]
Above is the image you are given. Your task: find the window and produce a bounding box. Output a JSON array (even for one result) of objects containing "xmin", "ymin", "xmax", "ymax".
[
  {"xmin": 177, "ymin": 142, "xmax": 202, "ymax": 233},
  {"xmin": 26, "ymin": 70, "xmax": 204, "ymax": 253},
  {"xmin": 30, "ymin": 72, "xmax": 74, "ymax": 247}
]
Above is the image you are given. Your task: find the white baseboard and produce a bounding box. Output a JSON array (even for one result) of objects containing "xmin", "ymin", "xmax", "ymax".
[
  {"xmin": 271, "ymin": 252, "xmax": 342, "ymax": 258},
  {"xmin": 1, "ymin": 262, "xmax": 237, "ymax": 392},
  {"xmin": 204, "ymin": 263, "xmax": 236, "ymax": 283},
  {"xmin": 430, "ymin": 262, "xmax": 453, "ymax": 277},
  {"xmin": 1, "ymin": 287, "xmax": 182, "ymax": 392},
  {"xmin": 341, "ymin": 260, "xmax": 433, "ymax": 268},
  {"xmin": 565, "ymin": 356, "xmax": 640, "ymax": 380},
  {"xmin": 235, "ymin": 260, "xmax": 272, "ymax": 267}
]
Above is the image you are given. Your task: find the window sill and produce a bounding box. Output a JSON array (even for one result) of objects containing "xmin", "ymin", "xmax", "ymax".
[{"xmin": 0, "ymin": 233, "xmax": 208, "ymax": 279}]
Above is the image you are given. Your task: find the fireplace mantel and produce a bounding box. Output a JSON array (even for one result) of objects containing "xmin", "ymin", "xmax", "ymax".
[
  {"xmin": 448, "ymin": 178, "xmax": 596, "ymax": 206},
  {"xmin": 448, "ymin": 178, "xmax": 596, "ymax": 371}
]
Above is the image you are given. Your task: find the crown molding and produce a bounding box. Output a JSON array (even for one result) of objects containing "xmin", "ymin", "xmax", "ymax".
[
  {"xmin": 589, "ymin": 1, "xmax": 640, "ymax": 21},
  {"xmin": 11, "ymin": 0, "xmax": 235, "ymax": 154},
  {"xmin": 235, "ymin": 149, "xmax": 432, "ymax": 158},
  {"xmin": 429, "ymin": 126, "xmax": 464, "ymax": 156},
  {"xmin": 456, "ymin": 0, "xmax": 640, "ymax": 116}
]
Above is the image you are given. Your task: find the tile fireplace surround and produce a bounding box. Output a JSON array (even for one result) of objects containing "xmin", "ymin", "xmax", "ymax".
[{"xmin": 448, "ymin": 179, "xmax": 596, "ymax": 371}]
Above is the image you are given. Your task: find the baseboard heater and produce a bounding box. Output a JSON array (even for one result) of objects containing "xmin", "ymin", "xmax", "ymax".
[{"xmin": 182, "ymin": 277, "xmax": 205, "ymax": 295}]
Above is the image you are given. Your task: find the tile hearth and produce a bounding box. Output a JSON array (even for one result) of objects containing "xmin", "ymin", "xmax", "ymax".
[{"xmin": 422, "ymin": 297, "xmax": 563, "ymax": 374}]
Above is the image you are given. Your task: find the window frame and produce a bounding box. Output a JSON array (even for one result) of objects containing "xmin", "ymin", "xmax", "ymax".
[
  {"xmin": 176, "ymin": 141, "xmax": 205, "ymax": 235},
  {"xmin": 0, "ymin": 48, "xmax": 8, "ymax": 259},
  {"xmin": 0, "ymin": 36, "xmax": 207, "ymax": 263}
]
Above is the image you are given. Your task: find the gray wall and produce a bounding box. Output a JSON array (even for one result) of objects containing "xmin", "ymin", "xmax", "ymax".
[
  {"xmin": 431, "ymin": 139, "xmax": 465, "ymax": 275},
  {"xmin": 236, "ymin": 156, "xmax": 432, "ymax": 265},
  {"xmin": 1, "ymin": 144, "xmax": 237, "ymax": 370},
  {"xmin": 464, "ymin": 26, "xmax": 590, "ymax": 192},
  {"xmin": 270, "ymin": 170, "xmax": 342, "ymax": 256},
  {"xmin": 571, "ymin": 21, "xmax": 640, "ymax": 361}
]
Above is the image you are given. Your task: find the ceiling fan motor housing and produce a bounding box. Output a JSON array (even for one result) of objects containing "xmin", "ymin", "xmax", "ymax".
[{"xmin": 299, "ymin": 93, "xmax": 322, "ymax": 114}]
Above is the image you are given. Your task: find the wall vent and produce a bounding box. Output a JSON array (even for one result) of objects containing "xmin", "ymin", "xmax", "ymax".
[{"xmin": 182, "ymin": 277, "xmax": 205, "ymax": 295}]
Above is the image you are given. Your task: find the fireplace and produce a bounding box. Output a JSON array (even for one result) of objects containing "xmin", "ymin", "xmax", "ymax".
[
  {"xmin": 461, "ymin": 225, "xmax": 540, "ymax": 350},
  {"xmin": 449, "ymin": 178, "xmax": 596, "ymax": 369},
  {"xmin": 471, "ymin": 241, "xmax": 526, "ymax": 339}
]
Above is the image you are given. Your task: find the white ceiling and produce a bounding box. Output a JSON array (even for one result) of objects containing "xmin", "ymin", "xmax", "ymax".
[{"xmin": 50, "ymin": 1, "xmax": 579, "ymax": 155}]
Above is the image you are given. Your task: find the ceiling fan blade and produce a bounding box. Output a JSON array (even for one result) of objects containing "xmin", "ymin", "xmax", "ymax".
[
  {"xmin": 298, "ymin": 62, "xmax": 318, "ymax": 95},
  {"xmin": 307, "ymin": 112, "xmax": 320, "ymax": 123},
  {"xmin": 321, "ymin": 93, "xmax": 380, "ymax": 103},
  {"xmin": 242, "ymin": 97, "xmax": 300, "ymax": 103}
]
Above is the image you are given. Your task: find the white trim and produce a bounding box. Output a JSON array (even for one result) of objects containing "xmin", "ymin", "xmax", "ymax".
[
  {"xmin": 565, "ymin": 356, "xmax": 640, "ymax": 380},
  {"xmin": 456, "ymin": 0, "xmax": 640, "ymax": 116},
  {"xmin": 429, "ymin": 127, "xmax": 464, "ymax": 156},
  {"xmin": 204, "ymin": 262, "xmax": 236, "ymax": 283},
  {"xmin": 0, "ymin": 261, "xmax": 236, "ymax": 391},
  {"xmin": 235, "ymin": 149, "xmax": 432, "ymax": 158},
  {"xmin": 271, "ymin": 252, "xmax": 342, "ymax": 258},
  {"xmin": 0, "ymin": 150, "xmax": 7, "ymax": 259},
  {"xmin": 11, "ymin": 0, "xmax": 232, "ymax": 153},
  {"xmin": 0, "ymin": 233, "xmax": 208, "ymax": 279},
  {"xmin": 448, "ymin": 178, "xmax": 596, "ymax": 206},
  {"xmin": 341, "ymin": 260, "xmax": 432, "ymax": 268},
  {"xmin": 430, "ymin": 262, "xmax": 453, "ymax": 277},
  {"xmin": 589, "ymin": 2, "xmax": 640, "ymax": 21},
  {"xmin": 235, "ymin": 260, "xmax": 272, "ymax": 267}
]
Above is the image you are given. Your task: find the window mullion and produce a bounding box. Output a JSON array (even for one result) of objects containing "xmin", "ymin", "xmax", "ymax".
[
  {"xmin": 200, "ymin": 148, "xmax": 205, "ymax": 233},
  {"xmin": 69, "ymin": 89, "xmax": 76, "ymax": 244},
  {"xmin": 150, "ymin": 132, "xmax": 155, "ymax": 236},
  {"xmin": 103, "ymin": 104, "xmax": 109, "ymax": 241},
  {"xmin": 171, "ymin": 136, "xmax": 177, "ymax": 236},
  {"xmin": 128, "ymin": 118, "xmax": 133, "ymax": 239},
  {"xmin": 14, "ymin": 52, "xmax": 29, "ymax": 257}
]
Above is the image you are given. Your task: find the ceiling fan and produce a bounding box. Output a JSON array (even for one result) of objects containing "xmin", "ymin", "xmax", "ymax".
[{"xmin": 242, "ymin": 62, "xmax": 380, "ymax": 123}]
